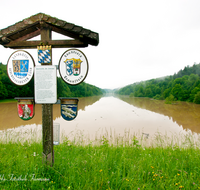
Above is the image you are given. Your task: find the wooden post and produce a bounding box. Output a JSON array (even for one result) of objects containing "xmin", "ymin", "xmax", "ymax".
[
  {"xmin": 42, "ymin": 104, "xmax": 54, "ymax": 166},
  {"xmin": 40, "ymin": 24, "xmax": 54, "ymax": 166}
]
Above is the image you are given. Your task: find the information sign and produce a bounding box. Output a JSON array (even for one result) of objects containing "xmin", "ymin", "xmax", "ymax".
[
  {"xmin": 59, "ymin": 49, "xmax": 89, "ymax": 85},
  {"xmin": 34, "ymin": 66, "xmax": 57, "ymax": 104},
  {"xmin": 7, "ymin": 50, "xmax": 35, "ymax": 86}
]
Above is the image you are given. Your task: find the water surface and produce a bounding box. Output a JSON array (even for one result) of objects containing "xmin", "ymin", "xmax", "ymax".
[{"xmin": 1, "ymin": 96, "xmax": 200, "ymax": 144}]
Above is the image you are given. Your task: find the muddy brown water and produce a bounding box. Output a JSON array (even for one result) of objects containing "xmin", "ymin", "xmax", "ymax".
[{"xmin": 0, "ymin": 96, "xmax": 200, "ymax": 143}]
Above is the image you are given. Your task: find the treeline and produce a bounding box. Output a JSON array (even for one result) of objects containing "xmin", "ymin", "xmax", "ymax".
[
  {"xmin": 57, "ymin": 77, "xmax": 104, "ymax": 97},
  {"xmin": 0, "ymin": 64, "xmax": 104, "ymax": 99},
  {"xmin": 115, "ymin": 63, "xmax": 200, "ymax": 104}
]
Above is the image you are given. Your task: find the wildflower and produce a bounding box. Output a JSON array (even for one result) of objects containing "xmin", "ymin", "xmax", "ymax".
[
  {"xmin": 177, "ymin": 173, "xmax": 180, "ymax": 176},
  {"xmin": 99, "ymin": 169, "xmax": 102, "ymax": 172},
  {"xmin": 126, "ymin": 179, "xmax": 129, "ymax": 181},
  {"xmin": 151, "ymin": 166, "xmax": 154, "ymax": 169},
  {"xmin": 179, "ymin": 185, "xmax": 184, "ymax": 189},
  {"xmin": 33, "ymin": 152, "xmax": 36, "ymax": 156},
  {"xmin": 153, "ymin": 179, "xmax": 155, "ymax": 181},
  {"xmin": 176, "ymin": 183, "xmax": 178, "ymax": 186},
  {"xmin": 152, "ymin": 172, "xmax": 154, "ymax": 174}
]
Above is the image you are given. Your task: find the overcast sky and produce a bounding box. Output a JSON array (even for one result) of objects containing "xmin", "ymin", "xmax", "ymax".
[{"xmin": 1, "ymin": 0, "xmax": 200, "ymax": 89}]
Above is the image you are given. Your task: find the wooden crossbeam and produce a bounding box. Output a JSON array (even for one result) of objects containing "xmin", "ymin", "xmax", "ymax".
[{"xmin": 4, "ymin": 39, "xmax": 88, "ymax": 49}]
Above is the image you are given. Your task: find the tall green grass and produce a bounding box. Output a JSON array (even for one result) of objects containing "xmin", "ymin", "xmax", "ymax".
[{"xmin": 0, "ymin": 130, "xmax": 200, "ymax": 189}]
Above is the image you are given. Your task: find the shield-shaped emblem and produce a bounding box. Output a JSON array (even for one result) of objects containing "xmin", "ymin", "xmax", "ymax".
[
  {"xmin": 37, "ymin": 45, "xmax": 52, "ymax": 64},
  {"xmin": 13, "ymin": 60, "xmax": 29, "ymax": 78},
  {"xmin": 64, "ymin": 58, "xmax": 82, "ymax": 76},
  {"xmin": 60, "ymin": 98, "xmax": 79, "ymax": 121},
  {"xmin": 15, "ymin": 97, "xmax": 35, "ymax": 120}
]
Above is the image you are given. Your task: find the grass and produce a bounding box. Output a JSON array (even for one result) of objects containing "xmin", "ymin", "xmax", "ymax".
[
  {"xmin": 0, "ymin": 99, "xmax": 17, "ymax": 104},
  {"xmin": 0, "ymin": 130, "xmax": 200, "ymax": 189}
]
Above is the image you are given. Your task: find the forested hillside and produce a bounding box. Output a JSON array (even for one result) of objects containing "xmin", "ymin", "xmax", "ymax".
[
  {"xmin": 0, "ymin": 63, "xmax": 104, "ymax": 99},
  {"xmin": 115, "ymin": 63, "xmax": 200, "ymax": 104}
]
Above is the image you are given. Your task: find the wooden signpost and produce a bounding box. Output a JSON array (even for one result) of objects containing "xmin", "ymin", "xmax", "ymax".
[{"xmin": 0, "ymin": 13, "xmax": 99, "ymax": 166}]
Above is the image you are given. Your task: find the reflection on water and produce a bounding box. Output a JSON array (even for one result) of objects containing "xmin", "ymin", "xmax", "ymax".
[
  {"xmin": 0, "ymin": 96, "xmax": 200, "ymax": 144},
  {"xmin": 118, "ymin": 96, "xmax": 200, "ymax": 134},
  {"xmin": 0, "ymin": 96, "xmax": 102, "ymax": 130}
]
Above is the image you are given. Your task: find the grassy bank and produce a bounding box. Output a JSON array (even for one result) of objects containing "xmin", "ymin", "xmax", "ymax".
[
  {"xmin": 0, "ymin": 99, "xmax": 17, "ymax": 104},
  {"xmin": 0, "ymin": 136, "xmax": 200, "ymax": 190}
]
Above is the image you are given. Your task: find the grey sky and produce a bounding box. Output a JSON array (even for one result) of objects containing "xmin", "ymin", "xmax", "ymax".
[{"xmin": 1, "ymin": 0, "xmax": 200, "ymax": 89}]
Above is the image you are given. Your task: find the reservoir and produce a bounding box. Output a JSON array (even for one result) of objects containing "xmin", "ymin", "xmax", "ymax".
[{"xmin": 0, "ymin": 96, "xmax": 200, "ymax": 146}]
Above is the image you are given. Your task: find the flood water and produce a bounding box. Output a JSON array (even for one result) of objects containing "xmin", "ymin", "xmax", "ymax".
[{"xmin": 1, "ymin": 96, "xmax": 200, "ymax": 145}]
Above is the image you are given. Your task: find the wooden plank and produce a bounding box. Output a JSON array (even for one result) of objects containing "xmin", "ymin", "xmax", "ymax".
[
  {"xmin": 40, "ymin": 22, "xmax": 52, "ymax": 41},
  {"xmin": 14, "ymin": 29, "xmax": 41, "ymax": 42},
  {"xmin": 5, "ymin": 39, "xmax": 88, "ymax": 49},
  {"xmin": 6, "ymin": 23, "xmax": 40, "ymax": 41},
  {"xmin": 50, "ymin": 25, "xmax": 81, "ymax": 40}
]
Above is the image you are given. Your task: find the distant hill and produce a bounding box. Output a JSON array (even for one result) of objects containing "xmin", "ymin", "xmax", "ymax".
[{"xmin": 115, "ymin": 63, "xmax": 200, "ymax": 104}]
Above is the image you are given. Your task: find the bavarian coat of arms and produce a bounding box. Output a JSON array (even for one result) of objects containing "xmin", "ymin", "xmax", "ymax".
[{"xmin": 37, "ymin": 45, "xmax": 52, "ymax": 64}]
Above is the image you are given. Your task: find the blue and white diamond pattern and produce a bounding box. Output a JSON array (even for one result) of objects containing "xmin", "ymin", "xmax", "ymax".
[{"xmin": 38, "ymin": 49, "xmax": 51, "ymax": 64}]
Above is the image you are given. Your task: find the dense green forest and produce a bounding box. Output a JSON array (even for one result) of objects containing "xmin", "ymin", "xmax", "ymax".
[
  {"xmin": 0, "ymin": 63, "xmax": 104, "ymax": 100},
  {"xmin": 115, "ymin": 63, "xmax": 200, "ymax": 104}
]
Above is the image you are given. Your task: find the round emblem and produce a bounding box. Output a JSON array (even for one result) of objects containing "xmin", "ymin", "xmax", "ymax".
[
  {"xmin": 59, "ymin": 49, "xmax": 89, "ymax": 85},
  {"xmin": 7, "ymin": 50, "xmax": 35, "ymax": 86}
]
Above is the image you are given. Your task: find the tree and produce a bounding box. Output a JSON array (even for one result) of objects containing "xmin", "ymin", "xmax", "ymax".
[
  {"xmin": 193, "ymin": 91, "xmax": 200, "ymax": 104},
  {"xmin": 189, "ymin": 87, "xmax": 200, "ymax": 102},
  {"xmin": 172, "ymin": 78, "xmax": 184, "ymax": 86},
  {"xmin": 187, "ymin": 74, "xmax": 199, "ymax": 89},
  {"xmin": 163, "ymin": 88, "xmax": 171, "ymax": 99},
  {"xmin": 171, "ymin": 84, "xmax": 184, "ymax": 100},
  {"xmin": 144, "ymin": 88, "xmax": 153, "ymax": 98},
  {"xmin": 0, "ymin": 81, "xmax": 8, "ymax": 99},
  {"xmin": 124, "ymin": 88, "xmax": 131, "ymax": 95}
]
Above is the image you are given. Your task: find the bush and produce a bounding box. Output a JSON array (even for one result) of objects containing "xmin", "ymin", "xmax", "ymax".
[
  {"xmin": 165, "ymin": 94, "xmax": 175, "ymax": 104},
  {"xmin": 153, "ymin": 94, "xmax": 164, "ymax": 100}
]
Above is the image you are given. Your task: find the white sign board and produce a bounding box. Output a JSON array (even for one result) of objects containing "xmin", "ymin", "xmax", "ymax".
[
  {"xmin": 34, "ymin": 66, "xmax": 57, "ymax": 104},
  {"xmin": 7, "ymin": 50, "xmax": 35, "ymax": 86},
  {"xmin": 59, "ymin": 49, "xmax": 88, "ymax": 85}
]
